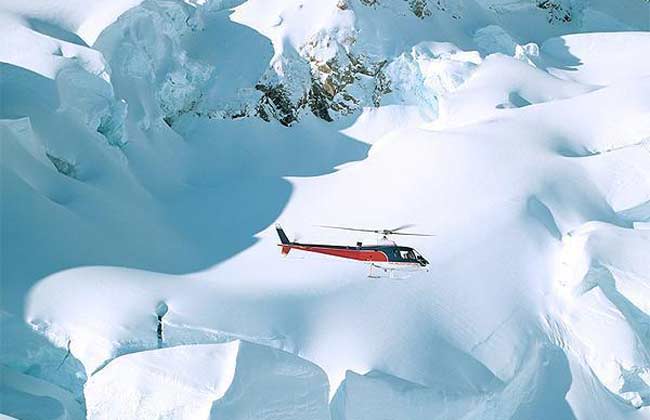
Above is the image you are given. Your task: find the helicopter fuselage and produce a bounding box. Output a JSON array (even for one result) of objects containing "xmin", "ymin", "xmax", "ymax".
[{"xmin": 276, "ymin": 226, "xmax": 429, "ymax": 268}]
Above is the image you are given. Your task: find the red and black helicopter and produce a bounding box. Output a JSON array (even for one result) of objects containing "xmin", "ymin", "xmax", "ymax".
[{"xmin": 276, "ymin": 224, "xmax": 432, "ymax": 277}]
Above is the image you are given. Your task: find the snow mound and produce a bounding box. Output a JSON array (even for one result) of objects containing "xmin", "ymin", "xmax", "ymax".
[
  {"xmin": 434, "ymin": 52, "xmax": 595, "ymax": 128},
  {"xmin": 0, "ymin": 0, "xmax": 144, "ymax": 81},
  {"xmin": 0, "ymin": 0, "xmax": 143, "ymax": 45},
  {"xmin": 84, "ymin": 341, "xmax": 329, "ymax": 420},
  {"xmin": 332, "ymin": 341, "xmax": 578, "ymax": 420},
  {"xmin": 542, "ymin": 32, "xmax": 650, "ymax": 86},
  {"xmin": 552, "ymin": 223, "xmax": 650, "ymax": 409}
]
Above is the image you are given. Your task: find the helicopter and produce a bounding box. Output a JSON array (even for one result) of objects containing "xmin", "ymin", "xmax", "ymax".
[{"xmin": 275, "ymin": 224, "xmax": 433, "ymax": 278}]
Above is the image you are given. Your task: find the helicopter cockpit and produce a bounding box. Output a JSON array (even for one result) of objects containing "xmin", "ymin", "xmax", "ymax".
[{"xmin": 398, "ymin": 248, "xmax": 429, "ymax": 266}]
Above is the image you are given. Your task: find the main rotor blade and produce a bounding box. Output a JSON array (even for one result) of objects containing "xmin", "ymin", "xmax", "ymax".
[
  {"xmin": 316, "ymin": 225, "xmax": 380, "ymax": 234},
  {"xmin": 389, "ymin": 224, "xmax": 416, "ymax": 233},
  {"xmin": 317, "ymin": 225, "xmax": 434, "ymax": 237},
  {"xmin": 391, "ymin": 232, "xmax": 435, "ymax": 237}
]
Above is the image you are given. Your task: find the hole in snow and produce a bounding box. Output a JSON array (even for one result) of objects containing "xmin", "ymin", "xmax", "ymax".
[
  {"xmin": 496, "ymin": 92, "xmax": 532, "ymax": 109},
  {"xmin": 155, "ymin": 302, "xmax": 169, "ymax": 348}
]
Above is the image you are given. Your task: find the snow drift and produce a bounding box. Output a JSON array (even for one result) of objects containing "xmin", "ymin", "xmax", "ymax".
[{"xmin": 85, "ymin": 341, "xmax": 329, "ymax": 419}]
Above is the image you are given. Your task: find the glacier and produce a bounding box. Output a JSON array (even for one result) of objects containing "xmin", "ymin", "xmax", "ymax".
[{"xmin": 1, "ymin": 0, "xmax": 650, "ymax": 419}]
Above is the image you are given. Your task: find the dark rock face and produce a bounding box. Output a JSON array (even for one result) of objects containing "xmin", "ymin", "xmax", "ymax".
[
  {"xmin": 408, "ymin": 0, "xmax": 432, "ymax": 18},
  {"xmin": 537, "ymin": 0, "xmax": 573, "ymax": 23},
  {"xmin": 255, "ymin": 83, "xmax": 301, "ymax": 127},
  {"xmin": 252, "ymin": 44, "xmax": 391, "ymax": 126},
  {"xmin": 46, "ymin": 153, "xmax": 78, "ymax": 179},
  {"xmin": 305, "ymin": 53, "xmax": 390, "ymax": 120}
]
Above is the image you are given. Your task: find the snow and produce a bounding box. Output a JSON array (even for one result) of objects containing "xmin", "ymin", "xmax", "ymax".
[
  {"xmin": 340, "ymin": 105, "xmax": 433, "ymax": 144},
  {"xmin": 552, "ymin": 223, "xmax": 650, "ymax": 409},
  {"xmin": 542, "ymin": 32, "xmax": 650, "ymax": 86},
  {"xmin": 1, "ymin": 365, "xmax": 84, "ymax": 420},
  {"xmin": 83, "ymin": 341, "xmax": 329, "ymax": 419},
  {"xmin": 0, "ymin": 0, "xmax": 144, "ymax": 45},
  {"xmin": 232, "ymin": 0, "xmax": 353, "ymax": 61},
  {"xmin": 2, "ymin": 0, "xmax": 650, "ymax": 418}
]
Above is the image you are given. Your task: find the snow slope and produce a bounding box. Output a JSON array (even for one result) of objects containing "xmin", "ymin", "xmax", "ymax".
[
  {"xmin": 2, "ymin": 0, "xmax": 650, "ymax": 418},
  {"xmin": 85, "ymin": 341, "xmax": 329, "ymax": 420}
]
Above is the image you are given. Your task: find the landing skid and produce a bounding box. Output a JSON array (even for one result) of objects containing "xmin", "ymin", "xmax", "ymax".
[{"xmin": 368, "ymin": 264, "xmax": 417, "ymax": 279}]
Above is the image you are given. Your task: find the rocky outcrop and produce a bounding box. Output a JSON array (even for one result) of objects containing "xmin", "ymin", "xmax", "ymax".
[
  {"xmin": 252, "ymin": 24, "xmax": 392, "ymax": 126},
  {"xmin": 46, "ymin": 153, "xmax": 78, "ymax": 179},
  {"xmin": 536, "ymin": 0, "xmax": 574, "ymax": 23}
]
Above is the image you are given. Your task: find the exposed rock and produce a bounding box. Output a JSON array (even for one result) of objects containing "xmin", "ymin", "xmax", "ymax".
[
  {"xmin": 46, "ymin": 153, "xmax": 78, "ymax": 179},
  {"xmin": 255, "ymin": 83, "xmax": 301, "ymax": 126},
  {"xmin": 408, "ymin": 0, "xmax": 432, "ymax": 18},
  {"xmin": 250, "ymin": 23, "xmax": 392, "ymax": 126},
  {"xmin": 537, "ymin": 0, "xmax": 573, "ymax": 23}
]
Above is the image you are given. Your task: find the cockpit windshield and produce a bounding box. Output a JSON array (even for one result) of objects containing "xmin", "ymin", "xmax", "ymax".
[{"xmin": 399, "ymin": 249, "xmax": 417, "ymax": 260}]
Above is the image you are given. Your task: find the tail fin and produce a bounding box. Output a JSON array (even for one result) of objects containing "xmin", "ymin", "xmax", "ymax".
[
  {"xmin": 276, "ymin": 224, "xmax": 292, "ymax": 255},
  {"xmin": 275, "ymin": 224, "xmax": 290, "ymax": 244}
]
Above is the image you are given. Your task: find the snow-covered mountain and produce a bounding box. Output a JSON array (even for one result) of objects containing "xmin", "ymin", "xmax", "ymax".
[{"xmin": 1, "ymin": 0, "xmax": 649, "ymax": 419}]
